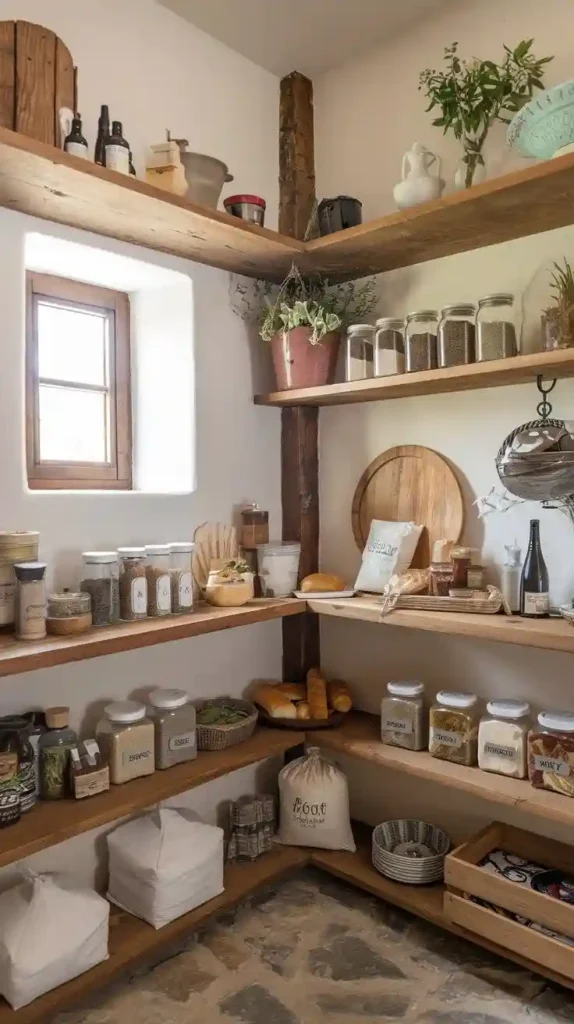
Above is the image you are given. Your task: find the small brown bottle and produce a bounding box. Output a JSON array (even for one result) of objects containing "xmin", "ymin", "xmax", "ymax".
[{"xmin": 105, "ymin": 121, "xmax": 130, "ymax": 175}]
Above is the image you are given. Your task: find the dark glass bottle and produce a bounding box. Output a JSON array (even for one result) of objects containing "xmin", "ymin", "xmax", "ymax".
[
  {"xmin": 129, "ymin": 150, "xmax": 136, "ymax": 176},
  {"xmin": 520, "ymin": 519, "xmax": 549, "ymax": 618},
  {"xmin": 105, "ymin": 121, "xmax": 130, "ymax": 175},
  {"xmin": 64, "ymin": 113, "xmax": 88, "ymax": 159},
  {"xmin": 94, "ymin": 104, "xmax": 110, "ymax": 165}
]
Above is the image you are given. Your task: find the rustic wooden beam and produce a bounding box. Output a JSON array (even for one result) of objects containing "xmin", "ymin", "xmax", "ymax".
[{"xmin": 279, "ymin": 71, "xmax": 315, "ymax": 241}]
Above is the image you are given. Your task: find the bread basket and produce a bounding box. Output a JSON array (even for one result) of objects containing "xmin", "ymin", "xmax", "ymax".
[
  {"xmin": 194, "ymin": 697, "xmax": 258, "ymax": 751},
  {"xmin": 372, "ymin": 819, "xmax": 450, "ymax": 885}
]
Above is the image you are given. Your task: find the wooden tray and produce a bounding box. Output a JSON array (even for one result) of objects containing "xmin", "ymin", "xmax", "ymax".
[
  {"xmin": 352, "ymin": 445, "xmax": 463, "ymax": 568},
  {"xmin": 256, "ymin": 706, "xmax": 346, "ymax": 730}
]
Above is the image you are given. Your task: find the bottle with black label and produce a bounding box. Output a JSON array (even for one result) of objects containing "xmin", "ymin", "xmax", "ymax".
[
  {"xmin": 520, "ymin": 519, "xmax": 549, "ymax": 617},
  {"xmin": 64, "ymin": 113, "xmax": 89, "ymax": 159},
  {"xmin": 94, "ymin": 104, "xmax": 110, "ymax": 165},
  {"xmin": 105, "ymin": 121, "xmax": 130, "ymax": 175}
]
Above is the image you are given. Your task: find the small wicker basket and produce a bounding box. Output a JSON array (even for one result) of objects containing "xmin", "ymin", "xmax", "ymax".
[{"xmin": 195, "ymin": 697, "xmax": 258, "ymax": 751}]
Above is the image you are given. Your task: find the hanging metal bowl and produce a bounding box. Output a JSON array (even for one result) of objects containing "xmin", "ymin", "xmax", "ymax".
[{"xmin": 496, "ymin": 418, "xmax": 574, "ymax": 501}]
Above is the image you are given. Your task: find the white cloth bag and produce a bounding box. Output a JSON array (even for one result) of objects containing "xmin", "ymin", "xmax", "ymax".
[
  {"xmin": 276, "ymin": 747, "xmax": 356, "ymax": 852},
  {"xmin": 354, "ymin": 519, "xmax": 423, "ymax": 594},
  {"xmin": 0, "ymin": 872, "xmax": 109, "ymax": 1009},
  {"xmin": 107, "ymin": 807, "xmax": 224, "ymax": 929}
]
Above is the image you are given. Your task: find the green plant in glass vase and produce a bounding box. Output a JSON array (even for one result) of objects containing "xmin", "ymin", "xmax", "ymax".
[
  {"xmin": 543, "ymin": 259, "xmax": 574, "ymax": 349},
  {"xmin": 419, "ymin": 40, "xmax": 552, "ymax": 188}
]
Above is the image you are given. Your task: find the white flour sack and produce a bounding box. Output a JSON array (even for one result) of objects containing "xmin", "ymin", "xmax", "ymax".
[
  {"xmin": 354, "ymin": 519, "xmax": 423, "ymax": 594},
  {"xmin": 277, "ymin": 747, "xmax": 355, "ymax": 851}
]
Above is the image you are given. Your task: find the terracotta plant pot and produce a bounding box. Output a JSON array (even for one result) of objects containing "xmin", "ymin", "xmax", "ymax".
[{"xmin": 270, "ymin": 327, "xmax": 340, "ymax": 390}]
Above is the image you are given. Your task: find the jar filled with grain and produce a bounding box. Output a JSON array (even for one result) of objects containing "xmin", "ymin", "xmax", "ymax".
[
  {"xmin": 438, "ymin": 304, "xmax": 476, "ymax": 367},
  {"xmin": 148, "ymin": 688, "xmax": 197, "ymax": 769},
  {"xmin": 81, "ymin": 552, "xmax": 119, "ymax": 626},
  {"xmin": 345, "ymin": 324, "xmax": 375, "ymax": 381},
  {"xmin": 118, "ymin": 548, "xmax": 147, "ymax": 621},
  {"xmin": 429, "ymin": 691, "xmax": 479, "ymax": 766},
  {"xmin": 476, "ymin": 294, "xmax": 518, "ymax": 361},
  {"xmin": 405, "ymin": 311, "xmax": 438, "ymax": 372},
  {"xmin": 96, "ymin": 701, "xmax": 155, "ymax": 784},
  {"xmin": 145, "ymin": 544, "xmax": 172, "ymax": 617},
  {"xmin": 169, "ymin": 542, "xmax": 194, "ymax": 614},
  {"xmin": 528, "ymin": 711, "xmax": 574, "ymax": 797},
  {"xmin": 374, "ymin": 318, "xmax": 405, "ymax": 376},
  {"xmin": 381, "ymin": 681, "xmax": 425, "ymax": 751},
  {"xmin": 478, "ymin": 699, "xmax": 530, "ymax": 779}
]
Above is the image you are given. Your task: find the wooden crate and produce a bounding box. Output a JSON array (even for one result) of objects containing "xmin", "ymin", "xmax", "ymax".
[{"xmin": 0, "ymin": 21, "xmax": 76, "ymax": 146}]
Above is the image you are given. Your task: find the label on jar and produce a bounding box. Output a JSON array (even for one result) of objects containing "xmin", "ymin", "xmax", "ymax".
[
  {"xmin": 123, "ymin": 748, "xmax": 153, "ymax": 766},
  {"xmin": 65, "ymin": 141, "xmax": 89, "ymax": 159},
  {"xmin": 178, "ymin": 572, "xmax": 193, "ymax": 608},
  {"xmin": 156, "ymin": 574, "xmax": 171, "ymax": 612},
  {"xmin": 483, "ymin": 743, "xmax": 515, "ymax": 759},
  {"xmin": 168, "ymin": 730, "xmax": 195, "ymax": 752},
  {"xmin": 534, "ymin": 754, "xmax": 570, "ymax": 776},
  {"xmin": 382, "ymin": 716, "xmax": 413, "ymax": 735},
  {"xmin": 523, "ymin": 592, "xmax": 550, "ymax": 615},
  {"xmin": 105, "ymin": 144, "xmax": 130, "ymax": 173},
  {"xmin": 0, "ymin": 581, "xmax": 15, "ymax": 624},
  {"xmin": 432, "ymin": 728, "xmax": 463, "ymax": 749},
  {"xmin": 131, "ymin": 577, "xmax": 147, "ymax": 614}
]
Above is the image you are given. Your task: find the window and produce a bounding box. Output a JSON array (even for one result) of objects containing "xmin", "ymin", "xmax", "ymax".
[{"xmin": 26, "ymin": 273, "xmax": 132, "ymax": 489}]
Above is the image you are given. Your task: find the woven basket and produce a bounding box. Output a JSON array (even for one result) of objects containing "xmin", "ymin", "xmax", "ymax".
[{"xmin": 195, "ymin": 697, "xmax": 258, "ymax": 751}]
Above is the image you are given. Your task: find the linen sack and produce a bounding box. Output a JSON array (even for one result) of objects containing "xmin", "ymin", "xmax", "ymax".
[
  {"xmin": 354, "ymin": 519, "xmax": 423, "ymax": 594},
  {"xmin": 276, "ymin": 747, "xmax": 356, "ymax": 851},
  {"xmin": 0, "ymin": 872, "xmax": 109, "ymax": 1009}
]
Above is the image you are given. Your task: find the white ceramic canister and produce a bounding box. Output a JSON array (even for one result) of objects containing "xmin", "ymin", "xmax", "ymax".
[{"xmin": 257, "ymin": 542, "xmax": 301, "ymax": 598}]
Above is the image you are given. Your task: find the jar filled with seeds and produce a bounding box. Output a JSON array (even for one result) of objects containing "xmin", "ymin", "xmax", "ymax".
[
  {"xmin": 81, "ymin": 552, "xmax": 119, "ymax": 626},
  {"xmin": 381, "ymin": 681, "xmax": 425, "ymax": 751},
  {"xmin": 476, "ymin": 294, "xmax": 518, "ymax": 361},
  {"xmin": 405, "ymin": 311, "xmax": 438, "ymax": 372},
  {"xmin": 438, "ymin": 304, "xmax": 476, "ymax": 367},
  {"xmin": 345, "ymin": 324, "xmax": 375, "ymax": 381},
  {"xmin": 170, "ymin": 542, "xmax": 194, "ymax": 614},
  {"xmin": 145, "ymin": 544, "xmax": 172, "ymax": 617},
  {"xmin": 374, "ymin": 318, "xmax": 405, "ymax": 376},
  {"xmin": 118, "ymin": 548, "xmax": 147, "ymax": 620},
  {"xmin": 429, "ymin": 691, "xmax": 479, "ymax": 766}
]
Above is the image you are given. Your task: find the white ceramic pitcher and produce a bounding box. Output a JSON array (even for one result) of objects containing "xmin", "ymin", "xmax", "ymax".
[{"xmin": 393, "ymin": 142, "xmax": 445, "ymax": 210}]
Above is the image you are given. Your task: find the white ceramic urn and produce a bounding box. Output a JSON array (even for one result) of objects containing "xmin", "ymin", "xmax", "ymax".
[{"xmin": 393, "ymin": 142, "xmax": 445, "ymax": 210}]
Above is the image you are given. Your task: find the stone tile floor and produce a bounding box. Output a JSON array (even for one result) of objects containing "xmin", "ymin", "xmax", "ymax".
[{"xmin": 62, "ymin": 869, "xmax": 574, "ymax": 1024}]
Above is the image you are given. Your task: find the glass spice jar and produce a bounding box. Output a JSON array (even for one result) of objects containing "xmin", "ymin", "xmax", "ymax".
[
  {"xmin": 405, "ymin": 311, "xmax": 438, "ymax": 372},
  {"xmin": 381, "ymin": 681, "xmax": 425, "ymax": 751},
  {"xmin": 148, "ymin": 688, "xmax": 197, "ymax": 769},
  {"xmin": 450, "ymin": 546, "xmax": 472, "ymax": 588},
  {"xmin": 169, "ymin": 542, "xmax": 194, "ymax": 614},
  {"xmin": 240, "ymin": 505, "xmax": 269, "ymax": 548},
  {"xmin": 96, "ymin": 701, "xmax": 155, "ymax": 784},
  {"xmin": 118, "ymin": 548, "xmax": 147, "ymax": 621},
  {"xmin": 429, "ymin": 691, "xmax": 479, "ymax": 766},
  {"xmin": 374, "ymin": 318, "xmax": 405, "ymax": 376},
  {"xmin": 39, "ymin": 706, "xmax": 77, "ymax": 800},
  {"xmin": 429, "ymin": 562, "xmax": 453, "ymax": 596},
  {"xmin": 476, "ymin": 294, "xmax": 518, "ymax": 361},
  {"xmin": 438, "ymin": 304, "xmax": 476, "ymax": 367},
  {"xmin": 14, "ymin": 562, "xmax": 47, "ymax": 641},
  {"xmin": 345, "ymin": 324, "xmax": 375, "ymax": 381},
  {"xmin": 81, "ymin": 552, "xmax": 119, "ymax": 626},
  {"xmin": 145, "ymin": 544, "xmax": 172, "ymax": 617},
  {"xmin": 478, "ymin": 699, "xmax": 531, "ymax": 779},
  {"xmin": 528, "ymin": 711, "xmax": 574, "ymax": 797}
]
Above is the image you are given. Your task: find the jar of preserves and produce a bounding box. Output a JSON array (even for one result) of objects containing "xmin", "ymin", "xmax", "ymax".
[
  {"xmin": 345, "ymin": 324, "xmax": 375, "ymax": 381},
  {"xmin": 81, "ymin": 552, "xmax": 119, "ymax": 626},
  {"xmin": 450, "ymin": 546, "xmax": 472, "ymax": 588},
  {"xmin": 528, "ymin": 711, "xmax": 574, "ymax": 797},
  {"xmin": 429, "ymin": 691, "xmax": 479, "ymax": 766},
  {"xmin": 478, "ymin": 699, "xmax": 531, "ymax": 779},
  {"xmin": 149, "ymin": 688, "xmax": 197, "ymax": 769},
  {"xmin": 374, "ymin": 318, "xmax": 405, "ymax": 376},
  {"xmin": 476, "ymin": 294, "xmax": 517, "ymax": 362},
  {"xmin": 405, "ymin": 311, "xmax": 438, "ymax": 372},
  {"xmin": 96, "ymin": 701, "xmax": 155, "ymax": 784},
  {"xmin": 145, "ymin": 544, "xmax": 172, "ymax": 617},
  {"xmin": 169, "ymin": 543, "xmax": 194, "ymax": 614},
  {"xmin": 438, "ymin": 304, "xmax": 476, "ymax": 367},
  {"xmin": 118, "ymin": 547, "xmax": 147, "ymax": 621},
  {"xmin": 381, "ymin": 681, "xmax": 425, "ymax": 751}
]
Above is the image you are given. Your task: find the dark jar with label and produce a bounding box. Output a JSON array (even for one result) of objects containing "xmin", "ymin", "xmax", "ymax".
[{"xmin": 148, "ymin": 688, "xmax": 197, "ymax": 769}]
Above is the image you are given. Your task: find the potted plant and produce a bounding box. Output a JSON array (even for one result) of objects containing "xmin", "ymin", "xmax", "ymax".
[
  {"xmin": 543, "ymin": 259, "xmax": 574, "ymax": 350},
  {"xmin": 419, "ymin": 40, "xmax": 552, "ymax": 189}
]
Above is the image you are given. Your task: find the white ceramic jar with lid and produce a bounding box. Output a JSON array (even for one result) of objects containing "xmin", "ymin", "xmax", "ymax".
[
  {"xmin": 145, "ymin": 544, "xmax": 172, "ymax": 617},
  {"xmin": 149, "ymin": 688, "xmax": 197, "ymax": 769},
  {"xmin": 96, "ymin": 700, "xmax": 155, "ymax": 784},
  {"xmin": 169, "ymin": 543, "xmax": 194, "ymax": 614},
  {"xmin": 381, "ymin": 681, "xmax": 425, "ymax": 750},
  {"xmin": 478, "ymin": 699, "xmax": 531, "ymax": 778},
  {"xmin": 429, "ymin": 691, "xmax": 479, "ymax": 766}
]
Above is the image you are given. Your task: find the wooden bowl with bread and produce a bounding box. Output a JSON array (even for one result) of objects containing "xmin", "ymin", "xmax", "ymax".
[{"xmin": 253, "ymin": 669, "xmax": 352, "ymax": 730}]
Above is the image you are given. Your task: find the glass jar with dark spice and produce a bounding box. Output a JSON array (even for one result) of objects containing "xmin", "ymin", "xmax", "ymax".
[
  {"xmin": 438, "ymin": 304, "xmax": 476, "ymax": 367},
  {"xmin": 145, "ymin": 544, "xmax": 172, "ymax": 617},
  {"xmin": 39, "ymin": 706, "xmax": 77, "ymax": 800},
  {"xmin": 429, "ymin": 691, "xmax": 478, "ymax": 766},
  {"xmin": 476, "ymin": 294, "xmax": 518, "ymax": 362},
  {"xmin": 81, "ymin": 552, "xmax": 119, "ymax": 626},
  {"xmin": 118, "ymin": 547, "xmax": 147, "ymax": 620},
  {"xmin": 405, "ymin": 311, "xmax": 438, "ymax": 372},
  {"xmin": 374, "ymin": 318, "xmax": 405, "ymax": 376},
  {"xmin": 528, "ymin": 711, "xmax": 574, "ymax": 797}
]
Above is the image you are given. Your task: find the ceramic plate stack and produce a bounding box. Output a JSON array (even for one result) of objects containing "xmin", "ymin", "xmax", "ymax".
[{"xmin": 372, "ymin": 819, "xmax": 450, "ymax": 885}]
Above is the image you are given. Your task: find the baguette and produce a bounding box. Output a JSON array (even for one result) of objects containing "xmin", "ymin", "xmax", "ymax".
[
  {"xmin": 300, "ymin": 572, "xmax": 346, "ymax": 593},
  {"xmin": 328, "ymin": 679, "xmax": 352, "ymax": 713},
  {"xmin": 275, "ymin": 682, "xmax": 307, "ymax": 701},
  {"xmin": 306, "ymin": 667, "xmax": 329, "ymax": 719},
  {"xmin": 253, "ymin": 682, "xmax": 297, "ymax": 719},
  {"xmin": 296, "ymin": 701, "xmax": 311, "ymax": 720}
]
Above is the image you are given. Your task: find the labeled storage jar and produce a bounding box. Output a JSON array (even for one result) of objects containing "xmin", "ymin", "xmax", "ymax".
[
  {"xmin": 528, "ymin": 711, "xmax": 574, "ymax": 797},
  {"xmin": 381, "ymin": 681, "xmax": 425, "ymax": 751},
  {"xmin": 257, "ymin": 542, "xmax": 301, "ymax": 598},
  {"xmin": 429, "ymin": 691, "xmax": 479, "ymax": 766},
  {"xmin": 438, "ymin": 304, "xmax": 476, "ymax": 367},
  {"xmin": 345, "ymin": 324, "xmax": 375, "ymax": 381},
  {"xmin": 149, "ymin": 688, "xmax": 197, "ymax": 769},
  {"xmin": 14, "ymin": 562, "xmax": 47, "ymax": 641},
  {"xmin": 0, "ymin": 532, "xmax": 39, "ymax": 630},
  {"xmin": 145, "ymin": 544, "xmax": 172, "ymax": 617},
  {"xmin": 405, "ymin": 311, "xmax": 438, "ymax": 372},
  {"xmin": 478, "ymin": 699, "xmax": 531, "ymax": 779},
  {"xmin": 47, "ymin": 591, "xmax": 92, "ymax": 635},
  {"xmin": 118, "ymin": 548, "xmax": 147, "ymax": 621},
  {"xmin": 96, "ymin": 700, "xmax": 155, "ymax": 784},
  {"xmin": 476, "ymin": 293, "xmax": 517, "ymax": 362},
  {"xmin": 374, "ymin": 318, "xmax": 405, "ymax": 376},
  {"xmin": 81, "ymin": 552, "xmax": 119, "ymax": 626},
  {"xmin": 170, "ymin": 542, "xmax": 194, "ymax": 614}
]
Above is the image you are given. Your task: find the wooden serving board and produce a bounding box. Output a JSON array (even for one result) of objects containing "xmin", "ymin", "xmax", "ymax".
[{"xmin": 352, "ymin": 444, "xmax": 463, "ymax": 568}]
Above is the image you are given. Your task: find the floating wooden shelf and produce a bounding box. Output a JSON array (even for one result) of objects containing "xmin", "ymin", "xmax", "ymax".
[
  {"xmin": 309, "ymin": 596, "xmax": 574, "ymax": 654},
  {"xmin": 0, "ymin": 599, "xmax": 305, "ymax": 678},
  {"xmin": 255, "ymin": 348, "xmax": 574, "ymax": 407}
]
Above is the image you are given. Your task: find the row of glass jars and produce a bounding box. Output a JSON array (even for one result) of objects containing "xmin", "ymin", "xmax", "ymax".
[
  {"xmin": 81, "ymin": 543, "xmax": 194, "ymax": 626},
  {"xmin": 346, "ymin": 293, "xmax": 518, "ymax": 381}
]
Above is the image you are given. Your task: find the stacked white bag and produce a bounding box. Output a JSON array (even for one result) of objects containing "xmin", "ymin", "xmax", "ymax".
[
  {"xmin": 0, "ymin": 872, "xmax": 109, "ymax": 1009},
  {"xmin": 107, "ymin": 807, "xmax": 224, "ymax": 929}
]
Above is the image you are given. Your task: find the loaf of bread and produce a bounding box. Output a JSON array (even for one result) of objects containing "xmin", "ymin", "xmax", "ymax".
[
  {"xmin": 296, "ymin": 701, "xmax": 311, "ymax": 720},
  {"xmin": 300, "ymin": 573, "xmax": 346, "ymax": 593},
  {"xmin": 275, "ymin": 682, "xmax": 307, "ymax": 701},
  {"xmin": 306, "ymin": 667, "xmax": 329, "ymax": 719},
  {"xmin": 253, "ymin": 683, "xmax": 297, "ymax": 719},
  {"xmin": 328, "ymin": 679, "xmax": 352, "ymax": 713}
]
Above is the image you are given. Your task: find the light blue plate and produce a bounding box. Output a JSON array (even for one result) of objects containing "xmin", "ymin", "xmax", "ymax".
[{"xmin": 507, "ymin": 80, "xmax": 574, "ymax": 159}]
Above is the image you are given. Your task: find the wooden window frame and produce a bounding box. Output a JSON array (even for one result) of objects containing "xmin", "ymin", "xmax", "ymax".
[{"xmin": 26, "ymin": 272, "xmax": 132, "ymax": 490}]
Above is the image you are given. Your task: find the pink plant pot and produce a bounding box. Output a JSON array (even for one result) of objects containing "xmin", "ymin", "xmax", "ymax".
[{"xmin": 270, "ymin": 327, "xmax": 340, "ymax": 390}]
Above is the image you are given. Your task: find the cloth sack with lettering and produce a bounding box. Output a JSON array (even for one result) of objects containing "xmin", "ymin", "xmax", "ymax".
[
  {"xmin": 107, "ymin": 807, "xmax": 223, "ymax": 929},
  {"xmin": 354, "ymin": 519, "xmax": 423, "ymax": 594},
  {"xmin": 0, "ymin": 871, "xmax": 109, "ymax": 1009},
  {"xmin": 276, "ymin": 747, "xmax": 355, "ymax": 851}
]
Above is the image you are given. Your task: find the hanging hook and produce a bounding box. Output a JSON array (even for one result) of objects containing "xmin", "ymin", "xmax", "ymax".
[{"xmin": 536, "ymin": 375, "xmax": 557, "ymax": 421}]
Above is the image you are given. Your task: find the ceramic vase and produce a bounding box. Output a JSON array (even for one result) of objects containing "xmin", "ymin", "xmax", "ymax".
[
  {"xmin": 270, "ymin": 327, "xmax": 340, "ymax": 390},
  {"xmin": 393, "ymin": 142, "xmax": 445, "ymax": 210}
]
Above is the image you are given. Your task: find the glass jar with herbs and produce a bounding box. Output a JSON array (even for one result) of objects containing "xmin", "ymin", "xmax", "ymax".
[
  {"xmin": 96, "ymin": 701, "xmax": 155, "ymax": 784},
  {"xmin": 381, "ymin": 681, "xmax": 425, "ymax": 751},
  {"xmin": 528, "ymin": 711, "xmax": 574, "ymax": 797},
  {"xmin": 374, "ymin": 318, "xmax": 405, "ymax": 376},
  {"xmin": 345, "ymin": 324, "xmax": 375, "ymax": 381},
  {"xmin": 149, "ymin": 688, "xmax": 197, "ymax": 769},
  {"xmin": 405, "ymin": 311, "xmax": 438, "ymax": 372},
  {"xmin": 476, "ymin": 294, "xmax": 517, "ymax": 362},
  {"xmin": 438, "ymin": 305, "xmax": 476, "ymax": 368},
  {"xmin": 118, "ymin": 547, "xmax": 147, "ymax": 620},
  {"xmin": 478, "ymin": 699, "xmax": 530, "ymax": 779},
  {"xmin": 429, "ymin": 691, "xmax": 479, "ymax": 766},
  {"xmin": 39, "ymin": 706, "xmax": 77, "ymax": 800},
  {"xmin": 81, "ymin": 552, "xmax": 119, "ymax": 626},
  {"xmin": 169, "ymin": 543, "xmax": 194, "ymax": 614},
  {"xmin": 145, "ymin": 544, "xmax": 172, "ymax": 616}
]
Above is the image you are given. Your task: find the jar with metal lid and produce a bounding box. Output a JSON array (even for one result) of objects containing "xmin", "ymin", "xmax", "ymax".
[
  {"xmin": 528, "ymin": 711, "xmax": 574, "ymax": 797},
  {"xmin": 14, "ymin": 562, "xmax": 47, "ymax": 641},
  {"xmin": 118, "ymin": 547, "xmax": 147, "ymax": 621},
  {"xmin": 149, "ymin": 688, "xmax": 197, "ymax": 769},
  {"xmin": 476, "ymin": 293, "xmax": 518, "ymax": 361},
  {"xmin": 405, "ymin": 311, "xmax": 438, "ymax": 372},
  {"xmin": 47, "ymin": 591, "xmax": 92, "ymax": 635},
  {"xmin": 96, "ymin": 700, "xmax": 155, "ymax": 784},
  {"xmin": 381, "ymin": 681, "xmax": 425, "ymax": 751},
  {"xmin": 170, "ymin": 543, "xmax": 194, "ymax": 614},
  {"xmin": 0, "ymin": 532, "xmax": 39, "ymax": 630},
  {"xmin": 81, "ymin": 552, "xmax": 119, "ymax": 626},
  {"xmin": 438, "ymin": 304, "xmax": 476, "ymax": 367},
  {"xmin": 374, "ymin": 318, "xmax": 405, "ymax": 376},
  {"xmin": 145, "ymin": 544, "xmax": 172, "ymax": 616},
  {"xmin": 429, "ymin": 691, "xmax": 479, "ymax": 765},
  {"xmin": 345, "ymin": 324, "xmax": 375, "ymax": 381},
  {"xmin": 478, "ymin": 699, "xmax": 531, "ymax": 778}
]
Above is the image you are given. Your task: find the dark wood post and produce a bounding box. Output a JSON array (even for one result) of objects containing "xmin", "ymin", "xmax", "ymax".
[{"xmin": 279, "ymin": 71, "xmax": 315, "ymax": 241}]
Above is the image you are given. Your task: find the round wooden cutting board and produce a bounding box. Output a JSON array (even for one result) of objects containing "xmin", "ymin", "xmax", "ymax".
[{"xmin": 351, "ymin": 445, "xmax": 464, "ymax": 568}]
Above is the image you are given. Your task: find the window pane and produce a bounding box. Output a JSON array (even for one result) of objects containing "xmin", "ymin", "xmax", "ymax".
[
  {"xmin": 37, "ymin": 301, "xmax": 108, "ymax": 386},
  {"xmin": 38, "ymin": 385, "xmax": 108, "ymax": 463}
]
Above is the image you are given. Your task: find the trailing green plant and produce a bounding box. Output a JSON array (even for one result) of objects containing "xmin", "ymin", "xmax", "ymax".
[
  {"xmin": 543, "ymin": 258, "xmax": 574, "ymax": 347},
  {"xmin": 419, "ymin": 40, "xmax": 553, "ymax": 188}
]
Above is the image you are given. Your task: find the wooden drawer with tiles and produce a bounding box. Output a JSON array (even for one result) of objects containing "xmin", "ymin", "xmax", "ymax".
[{"xmin": 444, "ymin": 822, "xmax": 574, "ymax": 982}]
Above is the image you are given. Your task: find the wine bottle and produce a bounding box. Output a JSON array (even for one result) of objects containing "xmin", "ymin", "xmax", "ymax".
[
  {"xmin": 520, "ymin": 519, "xmax": 549, "ymax": 617},
  {"xmin": 64, "ymin": 113, "xmax": 89, "ymax": 160},
  {"xmin": 94, "ymin": 104, "xmax": 110, "ymax": 165},
  {"xmin": 105, "ymin": 121, "xmax": 130, "ymax": 175}
]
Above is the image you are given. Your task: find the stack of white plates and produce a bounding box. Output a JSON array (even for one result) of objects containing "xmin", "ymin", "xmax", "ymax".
[{"xmin": 372, "ymin": 819, "xmax": 450, "ymax": 885}]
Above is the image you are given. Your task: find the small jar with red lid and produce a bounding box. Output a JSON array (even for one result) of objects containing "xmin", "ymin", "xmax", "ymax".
[{"xmin": 223, "ymin": 194, "xmax": 266, "ymax": 227}]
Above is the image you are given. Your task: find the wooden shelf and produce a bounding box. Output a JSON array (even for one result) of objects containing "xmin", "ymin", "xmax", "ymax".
[
  {"xmin": 310, "ymin": 712, "xmax": 574, "ymax": 829},
  {"xmin": 0, "ymin": 599, "xmax": 305, "ymax": 678},
  {"xmin": 309, "ymin": 596, "xmax": 574, "ymax": 654},
  {"xmin": 255, "ymin": 348, "xmax": 574, "ymax": 408},
  {"xmin": 0, "ymin": 727, "xmax": 304, "ymax": 869}
]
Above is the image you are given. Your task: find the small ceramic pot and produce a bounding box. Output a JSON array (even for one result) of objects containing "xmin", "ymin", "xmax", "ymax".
[
  {"xmin": 270, "ymin": 328, "xmax": 340, "ymax": 391},
  {"xmin": 205, "ymin": 572, "xmax": 254, "ymax": 608}
]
